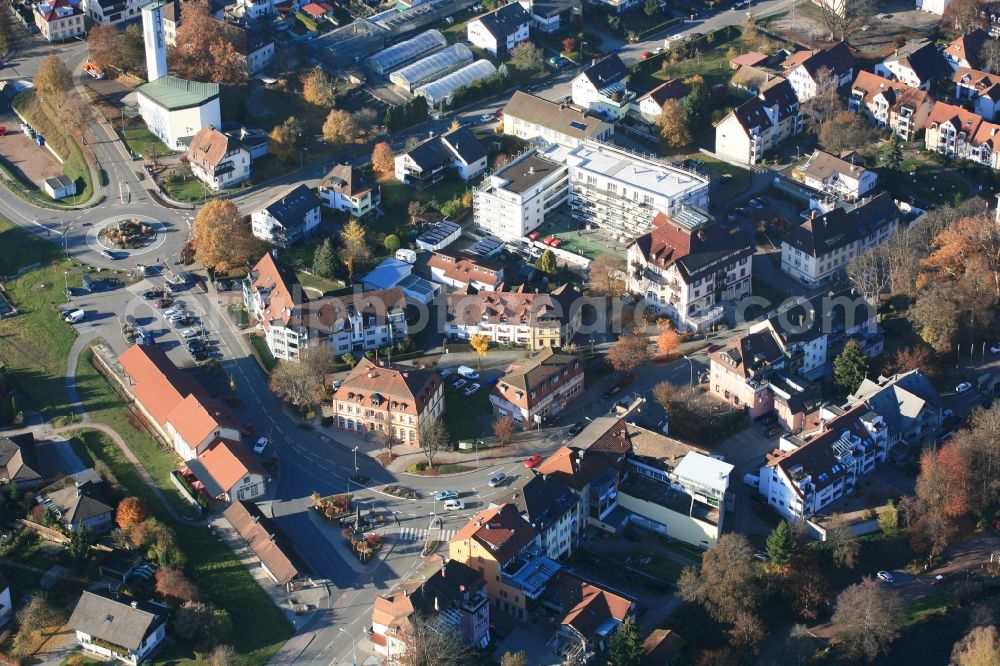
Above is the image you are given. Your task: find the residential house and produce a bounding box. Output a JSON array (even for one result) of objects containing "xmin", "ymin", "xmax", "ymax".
[
  {"xmin": 783, "ymin": 42, "xmax": 856, "ymax": 101},
  {"xmin": 225, "ymin": 126, "xmax": 269, "ymax": 159},
  {"xmin": 186, "ymin": 438, "xmax": 268, "ymax": 501},
  {"xmin": 117, "ymin": 344, "xmax": 243, "ymax": 460},
  {"xmin": 428, "ymin": 250, "xmax": 505, "ymax": 292},
  {"xmin": 571, "ymin": 55, "xmax": 634, "ymax": 121},
  {"xmin": 847, "ymin": 370, "xmax": 944, "ymax": 449},
  {"xmin": 223, "ymin": 500, "xmax": 308, "ymax": 587},
  {"xmin": 41, "ymin": 480, "xmax": 115, "ymax": 533},
  {"xmin": 730, "ymin": 51, "xmax": 768, "ymax": 69},
  {"xmin": 916, "ymin": 0, "xmax": 951, "ymax": 14},
  {"xmin": 758, "ymin": 404, "xmax": 889, "ymax": 520},
  {"xmin": 372, "ymin": 558, "xmax": 490, "ymax": 662},
  {"xmin": 517, "ymin": 0, "xmax": 578, "ymax": 33},
  {"xmin": 318, "ymin": 164, "xmax": 381, "ymax": 218},
  {"xmin": 494, "ymin": 472, "xmax": 581, "ymax": 560},
  {"xmin": 34, "ymin": 0, "xmax": 84, "ymax": 42},
  {"xmin": 924, "ymin": 101, "xmax": 1000, "ymax": 168},
  {"xmin": 240, "ymin": 28, "xmax": 275, "ymax": 76},
  {"xmin": 588, "ymin": 0, "xmax": 640, "ymax": 15},
  {"xmin": 466, "ymin": 3, "xmax": 531, "ymax": 58},
  {"xmin": 536, "ymin": 445, "xmax": 622, "ymax": 533},
  {"xmin": 0, "ymin": 433, "xmax": 43, "ymax": 488},
  {"xmin": 502, "ymin": 91, "xmax": 614, "ymax": 148},
  {"xmin": 709, "ymin": 328, "xmax": 787, "ymax": 420},
  {"xmin": 848, "ymin": 71, "xmax": 933, "ymax": 141},
  {"xmin": 545, "ymin": 573, "xmax": 633, "ymax": 664},
  {"xmin": 448, "ymin": 504, "xmax": 560, "ymax": 619},
  {"xmin": 627, "ymin": 207, "xmax": 754, "ymax": 332},
  {"xmin": 944, "ymin": 28, "xmax": 990, "ymax": 69},
  {"xmin": 300, "ymin": 1, "xmax": 334, "ymax": 20},
  {"xmin": 360, "ymin": 258, "xmax": 441, "ymax": 305},
  {"xmin": 444, "ymin": 284, "xmax": 582, "ymax": 349},
  {"xmin": 331, "ymin": 358, "xmax": 444, "ymax": 445},
  {"xmin": 780, "ymin": 192, "xmax": 900, "ymax": 287},
  {"xmin": 873, "ymin": 39, "xmax": 950, "ymax": 90},
  {"xmin": 714, "ymin": 78, "xmax": 802, "ymax": 164},
  {"xmin": 243, "ymin": 252, "xmax": 306, "ymax": 361},
  {"xmin": 250, "ymin": 184, "xmax": 322, "ymax": 247},
  {"xmin": 394, "ymin": 128, "xmax": 487, "ymax": 187},
  {"xmin": 186, "ymin": 126, "xmax": 252, "ymax": 190},
  {"xmin": 797, "ymin": 149, "xmax": 878, "ymax": 202},
  {"xmin": 953, "ymin": 67, "xmax": 1000, "ymax": 120},
  {"xmin": 490, "ymin": 348, "xmax": 584, "ymax": 428},
  {"xmin": 82, "ymin": 0, "xmax": 145, "ymax": 24},
  {"xmin": 69, "ymin": 591, "xmax": 168, "ymax": 665},
  {"xmin": 632, "ymin": 78, "xmax": 689, "ymax": 123}
]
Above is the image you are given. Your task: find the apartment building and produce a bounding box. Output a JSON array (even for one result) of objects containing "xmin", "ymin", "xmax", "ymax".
[
  {"xmin": 250, "ymin": 184, "xmax": 322, "ymax": 247},
  {"xmin": 709, "ymin": 329, "xmax": 787, "ymax": 420},
  {"xmin": 873, "ymin": 39, "xmax": 950, "ymax": 90},
  {"xmin": 473, "ymin": 150, "xmax": 570, "ymax": 241},
  {"xmin": 780, "ymin": 193, "xmax": 900, "ymax": 287},
  {"xmin": 782, "ymin": 42, "xmax": 856, "ymax": 101},
  {"xmin": 925, "ymin": 101, "xmax": 1000, "ymax": 168},
  {"xmin": 34, "ymin": 0, "xmax": 84, "ymax": 41},
  {"xmin": 448, "ymin": 504, "xmax": 559, "ymax": 619},
  {"xmin": 318, "ymin": 164, "xmax": 381, "ymax": 218},
  {"xmin": 331, "ymin": 359, "xmax": 444, "ymax": 445},
  {"xmin": 186, "ymin": 126, "xmax": 252, "ymax": 190},
  {"xmin": 466, "ymin": 3, "xmax": 531, "ymax": 58},
  {"xmin": 535, "ymin": 445, "xmax": 621, "ymax": 532},
  {"xmin": 847, "ymin": 370, "xmax": 944, "ymax": 449},
  {"xmin": 502, "ymin": 91, "xmax": 614, "ymax": 149},
  {"xmin": 848, "ymin": 71, "xmax": 933, "ymax": 141},
  {"xmin": 428, "ymin": 250, "xmax": 505, "ymax": 292},
  {"xmin": 943, "ymin": 29, "xmax": 989, "ymax": 69},
  {"xmin": 571, "ymin": 55, "xmax": 634, "ymax": 121},
  {"xmin": 627, "ymin": 208, "xmax": 753, "ymax": 332},
  {"xmin": 394, "ymin": 128, "xmax": 487, "ymax": 187},
  {"xmin": 759, "ymin": 404, "xmax": 889, "ymax": 521},
  {"xmin": 491, "ymin": 348, "xmax": 583, "ymax": 428},
  {"xmin": 797, "ymin": 150, "xmax": 878, "ymax": 202},
  {"xmin": 714, "ymin": 78, "xmax": 802, "ymax": 165},
  {"xmin": 82, "ymin": 0, "xmax": 145, "ymax": 24},
  {"xmin": 517, "ymin": 0, "xmax": 578, "ymax": 33},
  {"xmin": 494, "ymin": 472, "xmax": 581, "ymax": 560},
  {"xmin": 953, "ymin": 67, "xmax": 1000, "ymax": 121},
  {"xmin": 445, "ymin": 284, "xmax": 581, "ymax": 349}
]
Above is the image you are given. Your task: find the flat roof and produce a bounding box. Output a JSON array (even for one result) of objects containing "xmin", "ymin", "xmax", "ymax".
[
  {"xmin": 673, "ymin": 452, "xmax": 733, "ymax": 494},
  {"xmin": 137, "ymin": 76, "xmax": 220, "ymax": 111},
  {"xmin": 496, "ymin": 152, "xmax": 565, "ymax": 195},
  {"xmin": 557, "ymin": 143, "xmax": 708, "ymax": 199}
]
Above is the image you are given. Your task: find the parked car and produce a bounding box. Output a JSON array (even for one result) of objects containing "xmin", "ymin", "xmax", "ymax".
[
  {"xmin": 566, "ymin": 422, "xmax": 585, "ymax": 437},
  {"xmin": 191, "ymin": 350, "xmax": 210, "ymax": 362},
  {"xmin": 434, "ymin": 490, "xmax": 459, "ymax": 501},
  {"xmin": 452, "ymin": 378, "xmax": 467, "ymax": 390},
  {"xmin": 100, "ymin": 250, "xmax": 115, "ymax": 260},
  {"xmin": 942, "ymin": 408, "xmax": 954, "ymax": 420},
  {"xmin": 955, "ymin": 382, "xmax": 972, "ymax": 394},
  {"xmin": 142, "ymin": 289, "xmax": 162, "ymax": 300},
  {"xmin": 748, "ymin": 197, "xmax": 765, "ymax": 208},
  {"xmin": 163, "ymin": 307, "xmax": 180, "ymax": 318},
  {"xmin": 155, "ymin": 297, "xmax": 173, "ymax": 308},
  {"xmin": 180, "ymin": 328, "xmax": 197, "ymax": 338},
  {"xmin": 524, "ymin": 454, "xmax": 542, "ymax": 469},
  {"xmin": 488, "ymin": 472, "xmax": 507, "ymax": 487},
  {"xmin": 753, "ymin": 550, "xmax": 769, "ymax": 562},
  {"xmin": 766, "ymin": 426, "xmax": 784, "ymax": 438},
  {"xmin": 457, "ymin": 366, "xmax": 479, "ymax": 380},
  {"xmin": 877, "ymin": 570, "xmax": 895, "ymax": 584},
  {"xmin": 991, "ymin": 344, "xmax": 1000, "ymax": 353},
  {"xmin": 602, "ymin": 385, "xmax": 623, "ymax": 400},
  {"xmin": 254, "ymin": 437, "xmax": 268, "ymax": 454},
  {"xmin": 463, "ymin": 383, "xmax": 481, "ymax": 396},
  {"xmin": 443, "ymin": 499, "xmax": 465, "ymax": 511},
  {"xmin": 439, "ymin": 368, "xmax": 451, "ymax": 378},
  {"xmin": 64, "ymin": 309, "xmax": 85, "ymax": 324}
]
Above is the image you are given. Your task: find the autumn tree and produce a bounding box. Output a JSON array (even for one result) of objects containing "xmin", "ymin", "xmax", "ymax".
[
  {"xmin": 341, "ymin": 219, "xmax": 371, "ymax": 283},
  {"xmin": 398, "ymin": 615, "xmax": 473, "ymax": 666},
  {"xmin": 510, "ymin": 42, "xmax": 544, "ymax": 73},
  {"xmin": 174, "ymin": 601, "xmax": 233, "ymax": 648},
  {"xmin": 269, "ymin": 360, "xmax": 323, "ymax": 408},
  {"xmin": 920, "ymin": 214, "xmax": 1000, "ymax": 301},
  {"xmin": 115, "ymin": 496, "xmax": 148, "ymax": 531},
  {"xmin": 562, "ymin": 37, "xmax": 576, "ymax": 54},
  {"xmin": 819, "ymin": 110, "xmax": 877, "ymax": 153},
  {"xmin": 653, "ymin": 380, "xmax": 715, "ymax": 433},
  {"xmin": 589, "ymin": 252, "xmax": 628, "ymax": 298},
  {"xmin": 608, "ymin": 335, "xmax": 650, "ymax": 376},
  {"xmin": 765, "ymin": 520, "xmax": 797, "ymax": 566},
  {"xmin": 384, "ymin": 234, "xmax": 401, "ymax": 254},
  {"xmin": 156, "ymin": 566, "xmax": 200, "ymax": 602},
  {"xmin": 657, "ymin": 98, "xmax": 692, "ymax": 149},
  {"xmin": 500, "ymin": 652, "xmax": 527, "ymax": 666},
  {"xmin": 323, "ymin": 109, "xmax": 361, "ymax": 146},
  {"xmin": 781, "ymin": 556, "xmax": 832, "ymax": 621},
  {"xmin": 677, "ymin": 533, "xmax": 760, "ymax": 623},
  {"xmin": 171, "ymin": 0, "xmax": 247, "ymax": 83},
  {"xmin": 207, "ymin": 644, "xmax": 240, "ymax": 666},
  {"xmin": 537, "ymin": 248, "xmax": 558, "ymax": 274},
  {"xmin": 878, "ymin": 499, "xmax": 899, "ymax": 537},
  {"xmin": 833, "ymin": 338, "xmax": 868, "ymax": 395},
  {"xmin": 312, "ymin": 237, "xmax": 338, "ymax": 279},
  {"xmin": 882, "ymin": 345, "xmax": 941, "ymax": 380},
  {"xmin": 831, "ymin": 577, "xmax": 903, "ymax": 661},
  {"xmin": 657, "ymin": 326, "xmax": 680, "ymax": 356},
  {"xmin": 371, "ymin": 141, "xmax": 395, "ymax": 178},
  {"xmin": 269, "ymin": 116, "xmax": 303, "ymax": 162},
  {"xmin": 954, "ymin": 402, "xmax": 1000, "ymax": 514},
  {"xmin": 909, "ymin": 284, "xmax": 959, "ymax": 352},
  {"xmin": 12, "ymin": 592, "xmax": 62, "ymax": 657},
  {"xmin": 419, "ymin": 420, "xmax": 450, "ymax": 468},
  {"xmin": 729, "ymin": 611, "xmax": 766, "ymax": 654},
  {"xmin": 827, "ymin": 513, "xmax": 860, "ymax": 568},
  {"xmin": 88, "ymin": 24, "xmax": 121, "ymax": 71},
  {"xmin": 816, "ymin": 0, "xmax": 874, "ymax": 40},
  {"xmin": 470, "ymin": 334, "xmax": 490, "ymax": 368},
  {"xmin": 117, "ymin": 24, "xmax": 146, "ymax": 73},
  {"xmin": 607, "ymin": 616, "xmax": 643, "ymax": 666},
  {"xmin": 493, "ymin": 415, "xmax": 516, "ymax": 444},
  {"xmin": 34, "ymin": 55, "xmax": 72, "ymax": 102},
  {"xmin": 944, "ymin": 0, "xmax": 982, "ymax": 35},
  {"xmin": 302, "ymin": 66, "xmax": 337, "ymax": 107},
  {"xmin": 950, "ymin": 625, "xmax": 1000, "ymax": 666},
  {"xmin": 192, "ymin": 200, "xmax": 259, "ymax": 271}
]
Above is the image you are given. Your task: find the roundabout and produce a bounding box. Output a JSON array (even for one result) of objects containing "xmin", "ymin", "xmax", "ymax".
[{"xmin": 87, "ymin": 213, "xmax": 168, "ymax": 258}]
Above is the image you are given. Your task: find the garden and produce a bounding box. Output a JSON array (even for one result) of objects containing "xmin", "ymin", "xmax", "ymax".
[{"xmin": 97, "ymin": 219, "xmax": 156, "ymax": 249}]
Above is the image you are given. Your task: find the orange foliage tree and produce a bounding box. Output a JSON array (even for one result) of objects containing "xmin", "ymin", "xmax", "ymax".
[{"xmin": 115, "ymin": 497, "xmax": 148, "ymax": 531}]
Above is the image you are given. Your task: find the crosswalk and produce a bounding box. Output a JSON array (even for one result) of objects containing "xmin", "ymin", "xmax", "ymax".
[{"xmin": 397, "ymin": 527, "xmax": 456, "ymax": 543}]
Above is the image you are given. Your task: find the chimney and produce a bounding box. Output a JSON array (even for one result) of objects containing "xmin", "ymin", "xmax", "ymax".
[
  {"xmin": 403, "ymin": 589, "xmax": 409, "ymax": 597},
  {"xmin": 592, "ymin": 57, "xmax": 598, "ymax": 66},
  {"xmin": 253, "ymin": 515, "xmax": 261, "ymax": 523}
]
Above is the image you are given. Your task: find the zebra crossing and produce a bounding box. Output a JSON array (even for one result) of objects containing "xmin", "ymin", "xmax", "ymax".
[{"xmin": 397, "ymin": 527, "xmax": 456, "ymax": 543}]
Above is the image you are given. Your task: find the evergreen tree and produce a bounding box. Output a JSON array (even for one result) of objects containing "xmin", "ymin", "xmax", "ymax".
[
  {"xmin": 537, "ymin": 249, "xmax": 558, "ymax": 274},
  {"xmin": 878, "ymin": 134, "xmax": 903, "ymax": 172},
  {"xmin": 833, "ymin": 339, "xmax": 869, "ymax": 395},
  {"xmin": 607, "ymin": 616, "xmax": 642, "ymax": 666},
  {"xmin": 68, "ymin": 526, "xmax": 94, "ymax": 561},
  {"xmin": 383, "ymin": 234, "xmax": 401, "ymax": 254},
  {"xmin": 765, "ymin": 520, "xmax": 796, "ymax": 566},
  {"xmin": 312, "ymin": 237, "xmax": 337, "ymax": 279}
]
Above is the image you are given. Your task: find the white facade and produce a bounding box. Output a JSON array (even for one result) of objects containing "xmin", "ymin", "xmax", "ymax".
[
  {"xmin": 76, "ymin": 624, "xmax": 165, "ymax": 665},
  {"xmin": 320, "ymin": 186, "xmax": 379, "ymax": 217},
  {"xmin": 247, "ymin": 40, "xmax": 275, "ymax": 76},
  {"xmin": 164, "ymin": 416, "xmax": 240, "ymax": 461},
  {"xmin": 137, "ymin": 94, "xmax": 221, "ymax": 152},
  {"xmin": 571, "ymin": 73, "xmax": 633, "ymax": 121},
  {"xmin": 874, "ymin": 60, "xmax": 929, "ymax": 90},
  {"xmin": 142, "ymin": 2, "xmax": 168, "ymax": 83},
  {"xmin": 473, "ymin": 151, "xmax": 570, "ymax": 241},
  {"xmin": 82, "ymin": 0, "xmax": 145, "ymax": 25},
  {"xmin": 915, "ymin": 0, "xmax": 950, "ymax": 14},
  {"xmin": 250, "ymin": 200, "xmax": 321, "ymax": 247},
  {"xmin": 466, "ymin": 15, "xmax": 529, "ymax": 57}
]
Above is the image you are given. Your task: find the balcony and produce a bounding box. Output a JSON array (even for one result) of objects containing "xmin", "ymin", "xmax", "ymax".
[{"xmin": 501, "ymin": 552, "xmax": 560, "ymax": 600}]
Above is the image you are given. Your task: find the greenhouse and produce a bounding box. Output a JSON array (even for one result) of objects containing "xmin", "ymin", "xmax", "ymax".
[
  {"xmin": 414, "ymin": 60, "xmax": 497, "ymax": 106},
  {"xmin": 366, "ymin": 29, "xmax": 447, "ymax": 76},
  {"xmin": 389, "ymin": 44, "xmax": 473, "ymax": 92}
]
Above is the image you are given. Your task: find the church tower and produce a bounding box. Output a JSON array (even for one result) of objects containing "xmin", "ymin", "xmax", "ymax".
[{"xmin": 141, "ymin": 1, "xmax": 168, "ymax": 83}]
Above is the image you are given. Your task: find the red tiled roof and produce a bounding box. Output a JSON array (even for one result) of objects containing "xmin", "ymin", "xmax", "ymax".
[
  {"xmin": 730, "ymin": 51, "xmax": 767, "ymax": 68},
  {"xmin": 331, "ymin": 358, "xmax": 442, "ymax": 416},
  {"xmin": 450, "ymin": 504, "xmax": 536, "ymax": 563},
  {"xmin": 223, "ymin": 500, "xmax": 302, "ymax": 585},
  {"xmin": 198, "ymin": 438, "xmax": 267, "ymax": 494},
  {"xmin": 247, "ymin": 252, "xmax": 302, "ymax": 332},
  {"xmin": 428, "ymin": 250, "xmax": 503, "ymax": 289},
  {"xmin": 555, "ymin": 572, "xmax": 632, "ymax": 641},
  {"xmin": 118, "ymin": 345, "xmax": 201, "ymax": 427}
]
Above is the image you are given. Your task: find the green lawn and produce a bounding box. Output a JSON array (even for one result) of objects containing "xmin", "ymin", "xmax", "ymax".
[
  {"xmin": 250, "ymin": 334, "xmax": 278, "ymax": 373},
  {"xmin": 889, "ymin": 157, "xmax": 972, "ymax": 208},
  {"xmin": 297, "ymin": 270, "xmax": 345, "ymax": 295},
  {"xmin": 13, "ymin": 89, "xmax": 93, "ymax": 204},
  {"xmin": 635, "ymin": 552, "xmax": 683, "ymax": 584},
  {"xmin": 905, "ymin": 590, "xmax": 951, "ymax": 625},
  {"xmin": 119, "ymin": 127, "xmax": 175, "ymax": 159},
  {"xmin": 162, "ymin": 175, "xmax": 211, "ymax": 202}
]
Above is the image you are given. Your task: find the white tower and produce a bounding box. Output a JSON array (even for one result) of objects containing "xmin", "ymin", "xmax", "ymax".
[{"xmin": 141, "ymin": 1, "xmax": 168, "ymax": 83}]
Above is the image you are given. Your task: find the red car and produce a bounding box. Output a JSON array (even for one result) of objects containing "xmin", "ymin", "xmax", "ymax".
[
  {"xmin": 524, "ymin": 455, "xmax": 543, "ymax": 469},
  {"xmin": 528, "ymin": 231, "xmax": 541, "ymax": 241},
  {"xmin": 154, "ymin": 297, "xmax": 173, "ymax": 308},
  {"xmin": 551, "ymin": 238, "xmax": 562, "ymax": 248},
  {"xmin": 642, "ymin": 51, "xmax": 652, "ymax": 60}
]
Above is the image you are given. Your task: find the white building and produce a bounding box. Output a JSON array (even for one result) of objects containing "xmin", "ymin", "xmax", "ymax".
[
  {"xmin": 924, "ymin": 101, "xmax": 1000, "ymax": 168},
  {"xmin": 632, "ymin": 78, "xmax": 689, "ymax": 123},
  {"xmin": 627, "ymin": 208, "xmax": 753, "ymax": 332},
  {"xmin": 797, "ymin": 150, "xmax": 877, "ymax": 202},
  {"xmin": 848, "ymin": 71, "xmax": 933, "ymax": 141},
  {"xmin": 915, "ymin": 0, "xmax": 951, "ymax": 15},
  {"xmin": 783, "ymin": 42, "xmax": 856, "ymax": 101},
  {"xmin": 473, "ymin": 150, "xmax": 570, "ymax": 241},
  {"xmin": 186, "ymin": 126, "xmax": 251, "ymax": 190},
  {"xmin": 517, "ymin": 0, "xmax": 578, "ymax": 33},
  {"xmin": 428, "ymin": 250, "xmax": 505, "ymax": 292},
  {"xmin": 714, "ymin": 78, "xmax": 802, "ymax": 165},
  {"xmin": 243, "ymin": 29, "xmax": 276, "ymax": 76},
  {"xmin": 319, "ymin": 164, "xmax": 381, "ymax": 217},
  {"xmin": 34, "ymin": 0, "xmax": 84, "ymax": 42},
  {"xmin": 571, "ymin": 55, "xmax": 634, "ymax": 121},
  {"xmin": 69, "ymin": 592, "xmax": 167, "ymax": 665},
  {"xmin": 781, "ymin": 193, "xmax": 900, "ymax": 287},
  {"xmin": 466, "ymin": 3, "xmax": 531, "ymax": 58},
  {"xmin": 394, "ymin": 127, "xmax": 487, "ymax": 187},
  {"xmin": 251, "ymin": 183, "xmax": 322, "ymax": 247},
  {"xmin": 83, "ymin": 0, "xmax": 146, "ymax": 25},
  {"xmin": 873, "ymin": 40, "xmax": 949, "ymax": 90},
  {"xmin": 43, "ymin": 175, "xmax": 77, "ymax": 200},
  {"xmin": 944, "ymin": 30, "xmax": 990, "ymax": 70},
  {"xmin": 953, "ymin": 67, "xmax": 1000, "ymax": 121},
  {"xmin": 759, "ymin": 405, "xmax": 888, "ymax": 521},
  {"xmin": 502, "ymin": 90, "xmax": 614, "ymax": 149}
]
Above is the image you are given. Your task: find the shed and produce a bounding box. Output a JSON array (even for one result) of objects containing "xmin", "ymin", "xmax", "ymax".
[{"xmin": 43, "ymin": 175, "xmax": 76, "ymax": 200}]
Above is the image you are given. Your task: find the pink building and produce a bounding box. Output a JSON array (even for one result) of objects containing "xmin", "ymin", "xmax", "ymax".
[{"xmin": 709, "ymin": 330, "xmax": 783, "ymax": 419}]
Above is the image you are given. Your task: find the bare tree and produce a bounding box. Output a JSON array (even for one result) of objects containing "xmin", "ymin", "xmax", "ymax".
[
  {"xmin": 728, "ymin": 610, "xmax": 767, "ymax": 654},
  {"xmin": 419, "ymin": 420, "xmax": 450, "ymax": 468},
  {"xmin": 816, "ymin": 0, "xmax": 875, "ymax": 41},
  {"xmin": 847, "ymin": 246, "xmax": 889, "ymax": 304},
  {"xmin": 269, "ymin": 360, "xmax": 323, "ymax": 408},
  {"xmin": 397, "ymin": 615, "xmax": 474, "ymax": 666},
  {"xmin": 589, "ymin": 252, "xmax": 629, "ymax": 298},
  {"xmin": 831, "ymin": 577, "xmax": 903, "ymax": 661},
  {"xmin": 677, "ymin": 533, "xmax": 760, "ymax": 623},
  {"xmin": 493, "ymin": 415, "xmax": 516, "ymax": 444},
  {"xmin": 827, "ymin": 513, "xmax": 861, "ymax": 568}
]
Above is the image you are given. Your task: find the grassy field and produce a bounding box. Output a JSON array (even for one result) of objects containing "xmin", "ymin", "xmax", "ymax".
[
  {"xmin": 250, "ymin": 334, "xmax": 278, "ymax": 373},
  {"xmin": 72, "ymin": 427, "xmax": 292, "ymax": 665},
  {"xmin": 694, "ymin": 154, "xmax": 752, "ymax": 201},
  {"xmin": 442, "ymin": 381, "xmax": 493, "ymax": 441},
  {"xmin": 162, "ymin": 175, "xmax": 210, "ymax": 202},
  {"xmin": 119, "ymin": 127, "xmax": 175, "ymax": 159},
  {"xmin": 890, "ymin": 156, "xmax": 972, "ymax": 208},
  {"xmin": 296, "ymin": 270, "xmax": 345, "ymax": 296},
  {"xmin": 13, "ymin": 89, "xmax": 93, "ymax": 204},
  {"xmin": 904, "ymin": 590, "xmax": 951, "ymax": 625}
]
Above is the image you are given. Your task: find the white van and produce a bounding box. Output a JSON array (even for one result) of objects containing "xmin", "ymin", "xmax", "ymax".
[
  {"xmin": 396, "ymin": 249, "xmax": 417, "ymax": 264},
  {"xmin": 457, "ymin": 365, "xmax": 479, "ymax": 380},
  {"xmin": 64, "ymin": 309, "xmax": 85, "ymax": 324}
]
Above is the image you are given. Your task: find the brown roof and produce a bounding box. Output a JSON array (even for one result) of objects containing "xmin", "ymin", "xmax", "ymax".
[
  {"xmin": 631, "ymin": 210, "xmax": 752, "ymax": 282},
  {"xmin": 800, "ymin": 149, "xmax": 867, "ymax": 183},
  {"xmin": 247, "ymin": 252, "xmax": 303, "ymax": 332},
  {"xmin": 730, "ymin": 51, "xmax": 767, "ymax": 68},
  {"xmin": 628, "ymin": 426, "xmax": 706, "ymax": 465},
  {"xmin": 945, "ymin": 29, "xmax": 989, "ymax": 69},
  {"xmin": 641, "ymin": 628, "xmax": 686, "ymax": 664},
  {"xmin": 37, "ymin": 0, "xmax": 80, "ymax": 22},
  {"xmin": 783, "ymin": 42, "xmax": 855, "ymax": 78},
  {"xmin": 953, "ymin": 67, "xmax": 1000, "ymax": 102},
  {"xmin": 223, "ymin": 500, "xmax": 304, "ymax": 585},
  {"xmin": 709, "ymin": 328, "xmax": 784, "ymax": 380},
  {"xmin": 928, "ymin": 101, "xmax": 986, "ymax": 135},
  {"xmin": 553, "ymin": 572, "xmax": 632, "ymax": 641},
  {"xmin": 320, "ymin": 164, "xmax": 376, "ymax": 198},
  {"xmin": 170, "ymin": 394, "xmax": 242, "ymax": 451},
  {"xmin": 373, "ymin": 559, "xmax": 483, "ymax": 634},
  {"xmin": 331, "ymin": 358, "xmax": 442, "ymax": 416},
  {"xmin": 446, "ymin": 284, "xmax": 579, "ymax": 330},
  {"xmin": 198, "ymin": 438, "xmax": 267, "ymax": 494},
  {"xmin": 449, "ymin": 504, "xmax": 536, "ymax": 563},
  {"xmin": 187, "ymin": 127, "xmax": 242, "ymax": 169},
  {"xmin": 503, "ymin": 91, "xmax": 611, "ymax": 142},
  {"xmin": 495, "ymin": 348, "xmax": 582, "ymax": 410},
  {"xmin": 636, "ymin": 78, "xmax": 689, "ymax": 107},
  {"xmin": 534, "ymin": 446, "xmax": 614, "ymax": 491},
  {"xmin": 300, "ymin": 288, "xmax": 406, "ymax": 334},
  {"xmin": 428, "ymin": 250, "xmax": 503, "ymax": 289},
  {"xmin": 851, "ymin": 71, "xmax": 930, "ymax": 112}
]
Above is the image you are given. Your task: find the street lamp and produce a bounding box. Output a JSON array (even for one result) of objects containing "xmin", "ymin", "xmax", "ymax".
[
  {"xmin": 579, "ymin": 40, "xmax": 588, "ymax": 62},
  {"xmin": 352, "ymin": 445, "xmax": 359, "ymax": 481},
  {"xmin": 300, "ymin": 146, "xmax": 308, "ymax": 170},
  {"xmin": 63, "ymin": 270, "xmax": 69, "ymax": 295},
  {"xmin": 338, "ymin": 627, "xmax": 357, "ymax": 666},
  {"xmin": 683, "ymin": 355, "xmax": 694, "ymax": 385}
]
